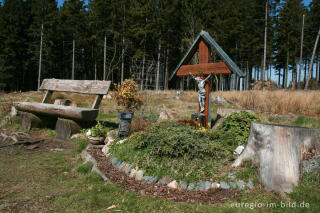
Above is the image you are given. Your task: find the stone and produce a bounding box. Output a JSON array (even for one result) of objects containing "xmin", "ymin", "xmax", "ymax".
[
  {"xmin": 301, "ymin": 155, "xmax": 320, "ymax": 174},
  {"xmin": 236, "ymin": 180, "xmax": 246, "ymax": 190},
  {"xmin": 159, "ymin": 177, "xmax": 171, "ymax": 185},
  {"xmin": 11, "ymin": 106, "xmax": 18, "ymax": 117},
  {"xmin": 228, "ymin": 173, "xmax": 235, "ymax": 179},
  {"xmin": 187, "ymin": 183, "xmax": 195, "ymax": 191},
  {"xmin": 157, "ymin": 111, "xmax": 181, "ymax": 123},
  {"xmin": 179, "ymin": 181, "xmax": 187, "ymax": 190},
  {"xmin": 234, "ymin": 145, "xmax": 245, "ymax": 156},
  {"xmin": 110, "ymin": 157, "xmax": 119, "ymax": 166},
  {"xmin": 204, "ymin": 181, "xmax": 212, "ymax": 190},
  {"xmin": 122, "ymin": 164, "xmax": 132, "ymax": 174},
  {"xmin": 167, "ymin": 180, "xmax": 178, "ymax": 189},
  {"xmin": 71, "ymin": 133, "xmax": 87, "ymax": 140},
  {"xmin": 247, "ymin": 180, "xmax": 254, "ymax": 189},
  {"xmin": 213, "ymin": 96, "xmax": 229, "ymax": 105},
  {"xmin": 117, "ymin": 138, "xmax": 127, "ymax": 145},
  {"xmin": 220, "ymin": 181, "xmax": 230, "ymax": 189},
  {"xmin": 148, "ymin": 176, "xmax": 159, "ymax": 184},
  {"xmin": 104, "ymin": 130, "xmax": 117, "ymax": 145},
  {"xmin": 117, "ymin": 162, "xmax": 126, "ymax": 171},
  {"xmin": 211, "ymin": 182, "xmax": 220, "ymax": 189},
  {"xmin": 129, "ymin": 168, "xmax": 137, "ymax": 178},
  {"xmin": 102, "ymin": 145, "xmax": 109, "ymax": 156},
  {"xmin": 135, "ymin": 170, "xmax": 144, "ymax": 181},
  {"xmin": 103, "ymin": 94, "xmax": 112, "ymax": 99},
  {"xmin": 216, "ymin": 108, "xmax": 254, "ymax": 118},
  {"xmin": 142, "ymin": 176, "xmax": 151, "ymax": 183}
]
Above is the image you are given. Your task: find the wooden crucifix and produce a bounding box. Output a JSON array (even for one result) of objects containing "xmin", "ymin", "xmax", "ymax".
[{"xmin": 176, "ymin": 40, "xmax": 232, "ymax": 127}]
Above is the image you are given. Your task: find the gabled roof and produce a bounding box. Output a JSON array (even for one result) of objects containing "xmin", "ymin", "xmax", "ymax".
[{"xmin": 169, "ymin": 30, "xmax": 245, "ymax": 80}]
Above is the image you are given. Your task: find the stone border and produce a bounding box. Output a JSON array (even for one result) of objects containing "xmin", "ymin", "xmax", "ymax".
[{"xmin": 100, "ymin": 144, "xmax": 255, "ymax": 191}]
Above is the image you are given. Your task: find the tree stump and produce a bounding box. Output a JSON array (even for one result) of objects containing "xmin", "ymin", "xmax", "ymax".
[
  {"xmin": 56, "ymin": 118, "xmax": 81, "ymax": 139},
  {"xmin": 233, "ymin": 122, "xmax": 320, "ymax": 195},
  {"xmin": 20, "ymin": 112, "xmax": 41, "ymax": 131}
]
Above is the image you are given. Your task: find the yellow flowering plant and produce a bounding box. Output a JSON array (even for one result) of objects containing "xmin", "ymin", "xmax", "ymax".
[{"xmin": 114, "ymin": 79, "xmax": 143, "ymax": 112}]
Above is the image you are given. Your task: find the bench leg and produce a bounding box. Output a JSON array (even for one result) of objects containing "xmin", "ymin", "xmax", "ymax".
[
  {"xmin": 20, "ymin": 112, "xmax": 41, "ymax": 131},
  {"xmin": 56, "ymin": 118, "xmax": 81, "ymax": 140}
]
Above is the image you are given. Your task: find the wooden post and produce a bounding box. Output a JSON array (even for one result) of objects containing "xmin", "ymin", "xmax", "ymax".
[{"xmin": 38, "ymin": 23, "xmax": 43, "ymax": 90}]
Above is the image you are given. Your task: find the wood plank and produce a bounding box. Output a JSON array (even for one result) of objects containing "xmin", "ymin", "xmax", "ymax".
[
  {"xmin": 42, "ymin": 90, "xmax": 52, "ymax": 103},
  {"xmin": 39, "ymin": 79, "xmax": 111, "ymax": 95},
  {"xmin": 232, "ymin": 122, "xmax": 320, "ymax": 195},
  {"xmin": 199, "ymin": 40, "xmax": 210, "ymax": 64},
  {"xmin": 177, "ymin": 62, "xmax": 232, "ymax": 76},
  {"xmin": 14, "ymin": 102, "xmax": 98, "ymax": 121}
]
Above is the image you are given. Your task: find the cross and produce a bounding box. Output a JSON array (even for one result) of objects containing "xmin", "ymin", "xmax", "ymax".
[{"xmin": 176, "ymin": 40, "xmax": 232, "ymax": 127}]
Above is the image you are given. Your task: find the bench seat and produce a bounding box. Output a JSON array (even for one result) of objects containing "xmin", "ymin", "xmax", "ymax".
[{"xmin": 14, "ymin": 102, "xmax": 99, "ymax": 121}]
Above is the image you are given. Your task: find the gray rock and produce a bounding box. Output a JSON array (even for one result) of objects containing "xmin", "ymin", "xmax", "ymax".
[
  {"xmin": 220, "ymin": 181, "xmax": 230, "ymax": 189},
  {"xmin": 159, "ymin": 177, "xmax": 171, "ymax": 185},
  {"xmin": 11, "ymin": 106, "xmax": 18, "ymax": 117},
  {"xmin": 110, "ymin": 157, "xmax": 119, "ymax": 166},
  {"xmin": 167, "ymin": 180, "xmax": 178, "ymax": 189},
  {"xmin": 213, "ymin": 96, "xmax": 229, "ymax": 105},
  {"xmin": 148, "ymin": 176, "xmax": 158, "ymax": 184},
  {"xmin": 102, "ymin": 145, "xmax": 109, "ymax": 155},
  {"xmin": 135, "ymin": 170, "xmax": 144, "ymax": 181},
  {"xmin": 204, "ymin": 181, "xmax": 212, "ymax": 190},
  {"xmin": 233, "ymin": 145, "xmax": 245, "ymax": 156},
  {"xmin": 236, "ymin": 180, "xmax": 246, "ymax": 190},
  {"xmin": 179, "ymin": 181, "xmax": 187, "ymax": 190},
  {"xmin": 187, "ymin": 183, "xmax": 195, "ymax": 191},
  {"xmin": 247, "ymin": 180, "xmax": 254, "ymax": 189},
  {"xmin": 211, "ymin": 182, "xmax": 220, "ymax": 189},
  {"xmin": 301, "ymin": 155, "xmax": 320, "ymax": 174},
  {"xmin": 228, "ymin": 172, "xmax": 235, "ymax": 179},
  {"xmin": 124, "ymin": 164, "xmax": 132, "ymax": 174},
  {"xmin": 142, "ymin": 176, "xmax": 151, "ymax": 183},
  {"xmin": 117, "ymin": 162, "xmax": 126, "ymax": 170},
  {"xmin": 197, "ymin": 181, "xmax": 205, "ymax": 191}
]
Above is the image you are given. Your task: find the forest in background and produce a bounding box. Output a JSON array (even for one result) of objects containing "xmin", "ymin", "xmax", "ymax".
[{"xmin": 0, "ymin": 0, "xmax": 319, "ymax": 91}]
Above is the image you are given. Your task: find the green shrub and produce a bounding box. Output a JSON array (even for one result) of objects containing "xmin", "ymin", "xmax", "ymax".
[
  {"xmin": 219, "ymin": 111, "xmax": 258, "ymax": 146},
  {"xmin": 125, "ymin": 121, "xmax": 231, "ymax": 160},
  {"xmin": 83, "ymin": 121, "xmax": 109, "ymax": 137}
]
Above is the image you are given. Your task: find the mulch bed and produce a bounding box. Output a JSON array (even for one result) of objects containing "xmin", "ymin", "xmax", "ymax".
[{"xmin": 87, "ymin": 146, "xmax": 240, "ymax": 205}]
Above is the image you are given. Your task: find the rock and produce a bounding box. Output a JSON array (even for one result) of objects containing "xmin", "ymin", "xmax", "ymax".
[
  {"xmin": 91, "ymin": 164, "xmax": 108, "ymax": 181},
  {"xmin": 217, "ymin": 108, "xmax": 255, "ymax": 118},
  {"xmin": 167, "ymin": 180, "xmax": 178, "ymax": 189},
  {"xmin": 211, "ymin": 182, "xmax": 220, "ymax": 189},
  {"xmin": 228, "ymin": 173, "xmax": 235, "ymax": 179},
  {"xmin": 71, "ymin": 133, "xmax": 87, "ymax": 140},
  {"xmin": 157, "ymin": 111, "xmax": 181, "ymax": 123},
  {"xmin": 117, "ymin": 138, "xmax": 127, "ymax": 145},
  {"xmin": 129, "ymin": 168, "xmax": 137, "ymax": 178},
  {"xmin": 121, "ymin": 164, "xmax": 132, "ymax": 174},
  {"xmin": 104, "ymin": 130, "xmax": 117, "ymax": 145},
  {"xmin": 159, "ymin": 177, "xmax": 171, "ymax": 185},
  {"xmin": 179, "ymin": 181, "xmax": 187, "ymax": 190},
  {"xmin": 213, "ymin": 96, "xmax": 229, "ymax": 105},
  {"xmin": 220, "ymin": 181, "xmax": 230, "ymax": 189},
  {"xmin": 148, "ymin": 176, "xmax": 158, "ymax": 184},
  {"xmin": 234, "ymin": 145, "xmax": 245, "ymax": 156},
  {"xmin": 247, "ymin": 180, "xmax": 254, "ymax": 189},
  {"xmin": 187, "ymin": 183, "xmax": 195, "ymax": 191},
  {"xmin": 236, "ymin": 180, "xmax": 246, "ymax": 190},
  {"xmin": 139, "ymin": 189, "xmax": 145, "ymax": 196},
  {"xmin": 110, "ymin": 157, "xmax": 119, "ymax": 166},
  {"xmin": 135, "ymin": 170, "xmax": 144, "ymax": 181},
  {"xmin": 301, "ymin": 155, "xmax": 320, "ymax": 174},
  {"xmin": 142, "ymin": 176, "xmax": 151, "ymax": 183},
  {"xmin": 88, "ymin": 136, "xmax": 105, "ymax": 145},
  {"xmin": 102, "ymin": 145, "xmax": 109, "ymax": 156},
  {"xmin": 103, "ymin": 94, "xmax": 112, "ymax": 99},
  {"xmin": 11, "ymin": 106, "xmax": 18, "ymax": 117},
  {"xmin": 204, "ymin": 181, "xmax": 212, "ymax": 190},
  {"xmin": 117, "ymin": 162, "xmax": 126, "ymax": 171}
]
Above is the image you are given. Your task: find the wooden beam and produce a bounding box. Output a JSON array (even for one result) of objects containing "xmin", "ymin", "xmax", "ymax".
[
  {"xmin": 199, "ymin": 40, "xmax": 210, "ymax": 64},
  {"xmin": 177, "ymin": 62, "xmax": 232, "ymax": 76},
  {"xmin": 14, "ymin": 102, "xmax": 98, "ymax": 121}
]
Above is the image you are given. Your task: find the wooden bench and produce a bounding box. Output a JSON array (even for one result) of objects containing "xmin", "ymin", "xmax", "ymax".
[{"xmin": 13, "ymin": 79, "xmax": 111, "ymax": 139}]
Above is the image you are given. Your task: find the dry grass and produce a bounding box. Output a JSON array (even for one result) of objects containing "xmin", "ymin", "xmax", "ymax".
[{"xmin": 214, "ymin": 90, "xmax": 320, "ymax": 118}]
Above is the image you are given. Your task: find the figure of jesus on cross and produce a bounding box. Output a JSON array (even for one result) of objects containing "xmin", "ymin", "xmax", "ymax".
[{"xmin": 189, "ymin": 72, "xmax": 212, "ymax": 113}]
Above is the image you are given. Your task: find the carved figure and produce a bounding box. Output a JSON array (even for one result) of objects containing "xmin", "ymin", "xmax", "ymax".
[{"xmin": 189, "ymin": 72, "xmax": 212, "ymax": 112}]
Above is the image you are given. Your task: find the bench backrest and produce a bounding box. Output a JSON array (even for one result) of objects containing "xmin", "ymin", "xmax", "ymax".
[
  {"xmin": 39, "ymin": 79, "xmax": 111, "ymax": 95},
  {"xmin": 39, "ymin": 79, "xmax": 111, "ymax": 109}
]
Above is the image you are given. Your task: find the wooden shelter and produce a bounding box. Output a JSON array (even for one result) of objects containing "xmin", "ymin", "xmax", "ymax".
[{"xmin": 170, "ymin": 30, "xmax": 245, "ymax": 126}]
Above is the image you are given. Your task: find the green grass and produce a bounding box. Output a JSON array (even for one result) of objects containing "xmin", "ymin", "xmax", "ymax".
[
  {"xmin": 293, "ymin": 115, "xmax": 320, "ymax": 129},
  {"xmin": 96, "ymin": 113, "xmax": 117, "ymax": 121},
  {"xmin": 71, "ymin": 138, "xmax": 90, "ymax": 152}
]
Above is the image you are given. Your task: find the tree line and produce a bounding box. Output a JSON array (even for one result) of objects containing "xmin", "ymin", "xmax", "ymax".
[{"xmin": 0, "ymin": 0, "xmax": 319, "ymax": 91}]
